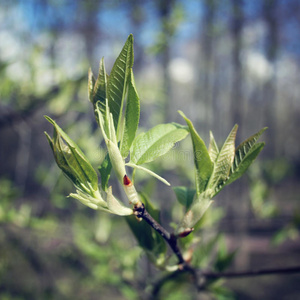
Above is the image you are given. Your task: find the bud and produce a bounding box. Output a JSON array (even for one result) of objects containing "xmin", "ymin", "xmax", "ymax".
[
  {"xmin": 123, "ymin": 175, "xmax": 141, "ymax": 206},
  {"xmin": 44, "ymin": 116, "xmax": 98, "ymax": 193}
]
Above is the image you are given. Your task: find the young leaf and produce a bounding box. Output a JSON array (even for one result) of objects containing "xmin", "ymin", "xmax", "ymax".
[
  {"xmin": 106, "ymin": 186, "xmax": 133, "ymax": 216},
  {"xmin": 207, "ymin": 125, "xmax": 238, "ymax": 191},
  {"xmin": 93, "ymin": 57, "xmax": 108, "ymax": 111},
  {"xmin": 214, "ymin": 127, "xmax": 267, "ymax": 194},
  {"xmin": 44, "ymin": 116, "xmax": 98, "ymax": 192},
  {"xmin": 120, "ymin": 69, "xmax": 140, "ymax": 158},
  {"xmin": 178, "ymin": 111, "xmax": 213, "ymax": 195},
  {"xmin": 208, "ymin": 131, "xmax": 219, "ymax": 163},
  {"xmin": 98, "ymin": 153, "xmax": 112, "ymax": 191},
  {"xmin": 225, "ymin": 142, "xmax": 265, "ymax": 186},
  {"xmin": 176, "ymin": 191, "xmax": 213, "ymax": 235},
  {"xmin": 173, "ymin": 186, "xmax": 196, "ymax": 210},
  {"xmin": 130, "ymin": 123, "xmax": 189, "ymax": 165},
  {"xmin": 107, "ymin": 34, "xmax": 134, "ymax": 135},
  {"xmin": 88, "ymin": 68, "xmax": 95, "ymax": 103}
]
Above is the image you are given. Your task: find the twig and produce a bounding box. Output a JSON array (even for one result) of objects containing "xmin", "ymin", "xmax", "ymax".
[
  {"xmin": 203, "ymin": 266, "xmax": 300, "ymax": 279},
  {"xmin": 133, "ymin": 203, "xmax": 186, "ymax": 265}
]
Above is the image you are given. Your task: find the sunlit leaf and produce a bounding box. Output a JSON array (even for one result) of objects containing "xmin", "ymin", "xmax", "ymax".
[
  {"xmin": 179, "ymin": 111, "xmax": 213, "ymax": 195},
  {"xmin": 225, "ymin": 142, "xmax": 265, "ymax": 186},
  {"xmin": 207, "ymin": 125, "xmax": 238, "ymax": 191},
  {"xmin": 208, "ymin": 131, "xmax": 219, "ymax": 163},
  {"xmin": 93, "ymin": 57, "xmax": 108, "ymax": 111},
  {"xmin": 130, "ymin": 123, "xmax": 188, "ymax": 165},
  {"xmin": 107, "ymin": 34, "xmax": 134, "ymax": 135},
  {"xmin": 120, "ymin": 69, "xmax": 140, "ymax": 158}
]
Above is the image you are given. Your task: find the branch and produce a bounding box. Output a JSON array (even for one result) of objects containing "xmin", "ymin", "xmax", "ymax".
[
  {"xmin": 133, "ymin": 203, "xmax": 186, "ymax": 266},
  {"xmin": 203, "ymin": 265, "xmax": 300, "ymax": 279}
]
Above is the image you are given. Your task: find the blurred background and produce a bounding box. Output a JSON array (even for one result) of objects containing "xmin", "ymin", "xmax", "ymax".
[{"xmin": 0, "ymin": 0, "xmax": 300, "ymax": 299}]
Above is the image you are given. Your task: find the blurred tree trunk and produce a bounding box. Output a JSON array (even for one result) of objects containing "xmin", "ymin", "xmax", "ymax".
[
  {"xmin": 198, "ymin": 0, "xmax": 217, "ymax": 132},
  {"xmin": 157, "ymin": 0, "xmax": 175, "ymax": 123},
  {"xmin": 263, "ymin": 0, "xmax": 279, "ymax": 154},
  {"xmin": 230, "ymin": 0, "xmax": 244, "ymax": 127}
]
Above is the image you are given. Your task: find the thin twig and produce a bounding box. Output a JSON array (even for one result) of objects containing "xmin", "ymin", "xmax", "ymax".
[
  {"xmin": 203, "ymin": 266, "xmax": 300, "ymax": 279},
  {"xmin": 133, "ymin": 203, "xmax": 186, "ymax": 265}
]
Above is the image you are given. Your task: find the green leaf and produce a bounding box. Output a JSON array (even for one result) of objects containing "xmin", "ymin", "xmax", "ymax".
[
  {"xmin": 44, "ymin": 116, "xmax": 98, "ymax": 192},
  {"xmin": 207, "ymin": 125, "xmax": 238, "ymax": 192},
  {"xmin": 98, "ymin": 152, "xmax": 112, "ymax": 191},
  {"xmin": 222, "ymin": 127, "xmax": 267, "ymax": 187},
  {"xmin": 88, "ymin": 68, "xmax": 96, "ymax": 103},
  {"xmin": 208, "ymin": 131, "xmax": 219, "ymax": 162},
  {"xmin": 177, "ymin": 191, "xmax": 213, "ymax": 234},
  {"xmin": 173, "ymin": 186, "xmax": 196, "ymax": 210},
  {"xmin": 178, "ymin": 111, "xmax": 213, "ymax": 195},
  {"xmin": 106, "ymin": 186, "xmax": 133, "ymax": 216},
  {"xmin": 120, "ymin": 69, "xmax": 140, "ymax": 158},
  {"xmin": 130, "ymin": 123, "xmax": 188, "ymax": 165},
  {"xmin": 225, "ymin": 142, "xmax": 265, "ymax": 187},
  {"xmin": 93, "ymin": 57, "xmax": 108, "ymax": 110},
  {"xmin": 107, "ymin": 34, "xmax": 134, "ymax": 135}
]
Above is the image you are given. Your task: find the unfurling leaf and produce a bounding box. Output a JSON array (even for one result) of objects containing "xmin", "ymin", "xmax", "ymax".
[
  {"xmin": 207, "ymin": 124, "xmax": 238, "ymax": 192},
  {"xmin": 120, "ymin": 69, "xmax": 140, "ymax": 158},
  {"xmin": 177, "ymin": 191, "xmax": 213, "ymax": 235},
  {"xmin": 44, "ymin": 116, "xmax": 98, "ymax": 192},
  {"xmin": 179, "ymin": 111, "xmax": 213, "ymax": 195},
  {"xmin": 130, "ymin": 123, "xmax": 188, "ymax": 165},
  {"xmin": 208, "ymin": 131, "xmax": 219, "ymax": 163},
  {"xmin": 107, "ymin": 34, "xmax": 134, "ymax": 135},
  {"xmin": 106, "ymin": 186, "xmax": 133, "ymax": 216}
]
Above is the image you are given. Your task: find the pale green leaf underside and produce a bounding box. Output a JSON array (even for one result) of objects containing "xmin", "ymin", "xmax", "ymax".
[
  {"xmin": 208, "ymin": 131, "xmax": 219, "ymax": 162},
  {"xmin": 106, "ymin": 186, "xmax": 133, "ymax": 216},
  {"xmin": 177, "ymin": 192, "xmax": 213, "ymax": 234},
  {"xmin": 130, "ymin": 123, "xmax": 189, "ymax": 165},
  {"xmin": 120, "ymin": 69, "xmax": 140, "ymax": 158},
  {"xmin": 225, "ymin": 142, "xmax": 265, "ymax": 186},
  {"xmin": 107, "ymin": 34, "xmax": 134, "ymax": 133},
  {"xmin": 214, "ymin": 127, "xmax": 267, "ymax": 195},
  {"xmin": 232, "ymin": 127, "xmax": 267, "ymax": 175},
  {"xmin": 178, "ymin": 111, "xmax": 213, "ymax": 195},
  {"xmin": 93, "ymin": 57, "xmax": 107, "ymax": 110},
  {"xmin": 207, "ymin": 124, "xmax": 238, "ymax": 190}
]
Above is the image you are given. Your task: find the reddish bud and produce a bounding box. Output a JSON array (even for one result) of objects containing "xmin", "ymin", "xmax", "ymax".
[
  {"xmin": 178, "ymin": 228, "xmax": 194, "ymax": 238},
  {"xmin": 123, "ymin": 175, "xmax": 132, "ymax": 186}
]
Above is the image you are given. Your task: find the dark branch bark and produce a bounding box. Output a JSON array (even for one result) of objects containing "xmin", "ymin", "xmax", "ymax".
[
  {"xmin": 203, "ymin": 266, "xmax": 300, "ymax": 279},
  {"xmin": 134, "ymin": 203, "xmax": 186, "ymax": 265},
  {"xmin": 134, "ymin": 203, "xmax": 300, "ymax": 298}
]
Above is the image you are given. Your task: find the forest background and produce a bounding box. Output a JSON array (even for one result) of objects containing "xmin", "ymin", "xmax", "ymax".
[{"xmin": 0, "ymin": 0, "xmax": 300, "ymax": 299}]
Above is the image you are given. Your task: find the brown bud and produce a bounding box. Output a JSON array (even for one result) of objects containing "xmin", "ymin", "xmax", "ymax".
[
  {"xmin": 123, "ymin": 174, "xmax": 132, "ymax": 186},
  {"xmin": 178, "ymin": 228, "xmax": 194, "ymax": 238}
]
